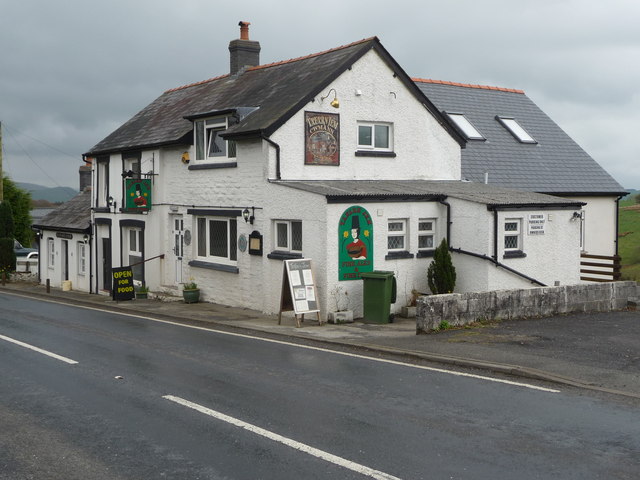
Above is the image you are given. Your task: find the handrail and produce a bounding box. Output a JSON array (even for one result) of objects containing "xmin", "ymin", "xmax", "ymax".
[{"xmin": 450, "ymin": 247, "xmax": 546, "ymax": 286}]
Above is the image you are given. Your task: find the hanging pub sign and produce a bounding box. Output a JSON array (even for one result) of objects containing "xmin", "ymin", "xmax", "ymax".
[
  {"xmin": 112, "ymin": 266, "xmax": 135, "ymax": 301},
  {"xmin": 125, "ymin": 178, "xmax": 152, "ymax": 211},
  {"xmin": 304, "ymin": 111, "xmax": 340, "ymax": 165},
  {"xmin": 338, "ymin": 205, "xmax": 374, "ymax": 281}
]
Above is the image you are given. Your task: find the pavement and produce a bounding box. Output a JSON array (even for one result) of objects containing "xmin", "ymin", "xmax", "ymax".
[{"xmin": 2, "ymin": 278, "xmax": 640, "ymax": 400}]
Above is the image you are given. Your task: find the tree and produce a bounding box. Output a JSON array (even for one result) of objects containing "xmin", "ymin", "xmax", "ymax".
[
  {"xmin": 2, "ymin": 176, "xmax": 32, "ymax": 246},
  {"xmin": 0, "ymin": 201, "xmax": 16, "ymax": 273},
  {"xmin": 427, "ymin": 238, "xmax": 456, "ymax": 294},
  {"xmin": 634, "ymin": 193, "xmax": 640, "ymax": 204}
]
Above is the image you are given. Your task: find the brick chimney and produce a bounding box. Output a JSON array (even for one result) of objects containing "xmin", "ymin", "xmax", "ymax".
[
  {"xmin": 229, "ymin": 21, "xmax": 260, "ymax": 75},
  {"xmin": 79, "ymin": 160, "xmax": 92, "ymax": 192}
]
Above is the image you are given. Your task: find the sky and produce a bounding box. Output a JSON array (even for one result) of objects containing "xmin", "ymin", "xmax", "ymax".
[{"xmin": 1, "ymin": 0, "xmax": 638, "ymax": 193}]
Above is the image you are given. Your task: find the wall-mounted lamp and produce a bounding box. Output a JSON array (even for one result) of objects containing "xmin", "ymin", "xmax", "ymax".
[
  {"xmin": 107, "ymin": 196, "xmax": 114, "ymax": 207},
  {"xmin": 320, "ymin": 88, "xmax": 340, "ymax": 108},
  {"xmin": 242, "ymin": 207, "xmax": 255, "ymax": 225},
  {"xmin": 121, "ymin": 170, "xmax": 135, "ymax": 178},
  {"xmin": 572, "ymin": 211, "xmax": 582, "ymax": 220},
  {"xmin": 83, "ymin": 234, "xmax": 89, "ymax": 244},
  {"xmin": 181, "ymin": 152, "xmax": 190, "ymax": 164}
]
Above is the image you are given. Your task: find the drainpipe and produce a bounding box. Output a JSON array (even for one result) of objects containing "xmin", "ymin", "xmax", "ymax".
[
  {"xmin": 493, "ymin": 209, "xmax": 499, "ymax": 260},
  {"xmin": 261, "ymin": 134, "xmax": 281, "ymax": 180},
  {"xmin": 437, "ymin": 199, "xmax": 451, "ymax": 246},
  {"xmin": 615, "ymin": 195, "xmax": 623, "ymax": 256}
]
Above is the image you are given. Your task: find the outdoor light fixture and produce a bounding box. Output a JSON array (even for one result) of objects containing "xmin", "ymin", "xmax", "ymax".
[
  {"xmin": 181, "ymin": 152, "xmax": 190, "ymax": 164},
  {"xmin": 83, "ymin": 234, "xmax": 89, "ymax": 244},
  {"xmin": 572, "ymin": 211, "xmax": 582, "ymax": 220},
  {"xmin": 320, "ymin": 88, "xmax": 340, "ymax": 108},
  {"xmin": 107, "ymin": 196, "xmax": 114, "ymax": 207},
  {"xmin": 242, "ymin": 207, "xmax": 255, "ymax": 225},
  {"xmin": 121, "ymin": 170, "xmax": 135, "ymax": 178}
]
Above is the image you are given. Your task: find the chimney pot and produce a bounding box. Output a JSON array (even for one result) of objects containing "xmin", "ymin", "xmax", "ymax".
[{"xmin": 239, "ymin": 21, "xmax": 250, "ymax": 40}]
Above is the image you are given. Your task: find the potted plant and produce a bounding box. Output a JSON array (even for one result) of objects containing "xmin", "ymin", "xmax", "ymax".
[
  {"xmin": 182, "ymin": 278, "xmax": 200, "ymax": 304},
  {"xmin": 327, "ymin": 285, "xmax": 354, "ymax": 324},
  {"xmin": 135, "ymin": 284, "xmax": 149, "ymax": 300}
]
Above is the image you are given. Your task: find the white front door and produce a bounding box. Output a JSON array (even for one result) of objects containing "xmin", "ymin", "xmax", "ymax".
[{"xmin": 173, "ymin": 216, "xmax": 184, "ymax": 283}]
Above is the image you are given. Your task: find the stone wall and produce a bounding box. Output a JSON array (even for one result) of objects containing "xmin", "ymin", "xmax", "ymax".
[{"xmin": 416, "ymin": 281, "xmax": 639, "ymax": 333}]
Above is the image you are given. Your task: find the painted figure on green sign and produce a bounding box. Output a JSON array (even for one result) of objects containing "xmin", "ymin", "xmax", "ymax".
[{"xmin": 346, "ymin": 216, "xmax": 367, "ymax": 259}]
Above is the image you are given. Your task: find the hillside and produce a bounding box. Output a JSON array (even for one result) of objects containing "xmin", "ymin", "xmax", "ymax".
[{"xmin": 17, "ymin": 182, "xmax": 78, "ymax": 203}]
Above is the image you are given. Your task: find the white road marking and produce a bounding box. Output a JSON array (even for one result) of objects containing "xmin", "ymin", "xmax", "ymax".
[
  {"xmin": 163, "ymin": 394, "xmax": 402, "ymax": 480},
  {"xmin": 2, "ymin": 292, "xmax": 559, "ymax": 392},
  {"xmin": 0, "ymin": 333, "xmax": 78, "ymax": 364}
]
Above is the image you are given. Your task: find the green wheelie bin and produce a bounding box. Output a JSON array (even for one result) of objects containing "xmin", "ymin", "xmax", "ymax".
[{"xmin": 360, "ymin": 271, "xmax": 397, "ymax": 323}]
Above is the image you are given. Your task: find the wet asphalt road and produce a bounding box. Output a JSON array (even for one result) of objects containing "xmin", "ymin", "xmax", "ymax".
[{"xmin": 1, "ymin": 295, "xmax": 639, "ymax": 479}]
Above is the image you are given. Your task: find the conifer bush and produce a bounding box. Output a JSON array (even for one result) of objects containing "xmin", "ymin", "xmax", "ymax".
[
  {"xmin": 427, "ymin": 238, "xmax": 456, "ymax": 294},
  {"xmin": 0, "ymin": 202, "xmax": 16, "ymax": 274}
]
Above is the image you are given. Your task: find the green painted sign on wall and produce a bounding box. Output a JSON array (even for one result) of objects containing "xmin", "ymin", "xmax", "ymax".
[{"xmin": 338, "ymin": 205, "xmax": 374, "ymax": 281}]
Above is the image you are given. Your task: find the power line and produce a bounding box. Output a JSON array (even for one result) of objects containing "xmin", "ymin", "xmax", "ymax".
[{"xmin": 1, "ymin": 122, "xmax": 74, "ymax": 197}]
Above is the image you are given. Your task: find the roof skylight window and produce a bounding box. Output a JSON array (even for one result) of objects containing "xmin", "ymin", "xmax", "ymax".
[
  {"xmin": 446, "ymin": 113, "xmax": 485, "ymax": 140},
  {"xmin": 496, "ymin": 116, "xmax": 537, "ymax": 144}
]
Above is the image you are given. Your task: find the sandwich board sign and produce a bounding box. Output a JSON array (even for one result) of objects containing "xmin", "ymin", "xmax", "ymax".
[{"xmin": 278, "ymin": 258, "xmax": 322, "ymax": 327}]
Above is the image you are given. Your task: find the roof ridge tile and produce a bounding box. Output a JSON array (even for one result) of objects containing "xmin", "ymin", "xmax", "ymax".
[
  {"xmin": 413, "ymin": 77, "xmax": 524, "ymax": 94},
  {"xmin": 164, "ymin": 37, "xmax": 376, "ymax": 93}
]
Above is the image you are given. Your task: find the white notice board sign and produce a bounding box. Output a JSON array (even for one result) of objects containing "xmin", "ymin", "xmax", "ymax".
[{"xmin": 283, "ymin": 258, "xmax": 320, "ymax": 314}]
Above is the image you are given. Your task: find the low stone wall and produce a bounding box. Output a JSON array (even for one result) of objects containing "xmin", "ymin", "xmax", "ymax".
[{"xmin": 416, "ymin": 281, "xmax": 639, "ymax": 333}]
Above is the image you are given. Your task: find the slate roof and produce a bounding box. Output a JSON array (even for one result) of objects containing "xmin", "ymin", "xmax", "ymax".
[
  {"xmin": 86, "ymin": 38, "xmax": 460, "ymax": 156},
  {"xmin": 414, "ymin": 79, "xmax": 626, "ymax": 196},
  {"xmin": 32, "ymin": 189, "xmax": 91, "ymax": 233},
  {"xmin": 274, "ymin": 180, "xmax": 584, "ymax": 209}
]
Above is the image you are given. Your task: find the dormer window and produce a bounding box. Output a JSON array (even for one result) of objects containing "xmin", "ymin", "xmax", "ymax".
[
  {"xmin": 496, "ymin": 116, "xmax": 537, "ymax": 144},
  {"xmin": 194, "ymin": 117, "xmax": 237, "ymax": 162},
  {"xmin": 446, "ymin": 113, "xmax": 485, "ymax": 140}
]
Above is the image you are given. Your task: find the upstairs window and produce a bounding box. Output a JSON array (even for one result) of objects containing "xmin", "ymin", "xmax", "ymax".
[
  {"xmin": 447, "ymin": 113, "xmax": 485, "ymax": 140},
  {"xmin": 194, "ymin": 117, "xmax": 237, "ymax": 162},
  {"xmin": 358, "ymin": 122, "xmax": 393, "ymax": 151},
  {"xmin": 496, "ymin": 116, "xmax": 537, "ymax": 144}
]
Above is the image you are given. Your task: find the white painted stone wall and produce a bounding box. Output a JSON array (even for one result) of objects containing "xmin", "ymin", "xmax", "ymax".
[{"xmin": 271, "ymin": 49, "xmax": 461, "ymax": 182}]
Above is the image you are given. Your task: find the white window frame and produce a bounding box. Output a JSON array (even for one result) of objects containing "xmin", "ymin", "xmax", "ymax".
[
  {"xmin": 357, "ymin": 122, "xmax": 393, "ymax": 151},
  {"xmin": 194, "ymin": 117, "xmax": 237, "ymax": 163},
  {"xmin": 273, "ymin": 220, "xmax": 302, "ymax": 253},
  {"xmin": 417, "ymin": 218, "xmax": 437, "ymax": 251},
  {"xmin": 387, "ymin": 219, "xmax": 408, "ymax": 252},
  {"xmin": 96, "ymin": 159, "xmax": 109, "ymax": 208},
  {"xmin": 504, "ymin": 218, "xmax": 523, "ymax": 252},
  {"xmin": 196, "ymin": 216, "xmax": 238, "ymax": 265},
  {"xmin": 126, "ymin": 228, "xmax": 143, "ymax": 285},
  {"xmin": 77, "ymin": 242, "xmax": 86, "ymax": 275},
  {"xmin": 47, "ymin": 238, "xmax": 55, "ymax": 269},
  {"xmin": 447, "ymin": 113, "xmax": 485, "ymax": 140},
  {"xmin": 496, "ymin": 116, "xmax": 537, "ymax": 144}
]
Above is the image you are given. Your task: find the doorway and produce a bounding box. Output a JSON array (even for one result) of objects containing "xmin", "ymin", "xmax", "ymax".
[{"xmin": 102, "ymin": 237, "xmax": 112, "ymax": 292}]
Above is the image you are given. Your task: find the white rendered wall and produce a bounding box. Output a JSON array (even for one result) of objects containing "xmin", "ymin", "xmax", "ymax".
[
  {"xmin": 271, "ymin": 49, "xmax": 461, "ymax": 182},
  {"xmin": 40, "ymin": 232, "xmax": 90, "ymax": 292},
  {"xmin": 572, "ymin": 195, "xmax": 619, "ymax": 256}
]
